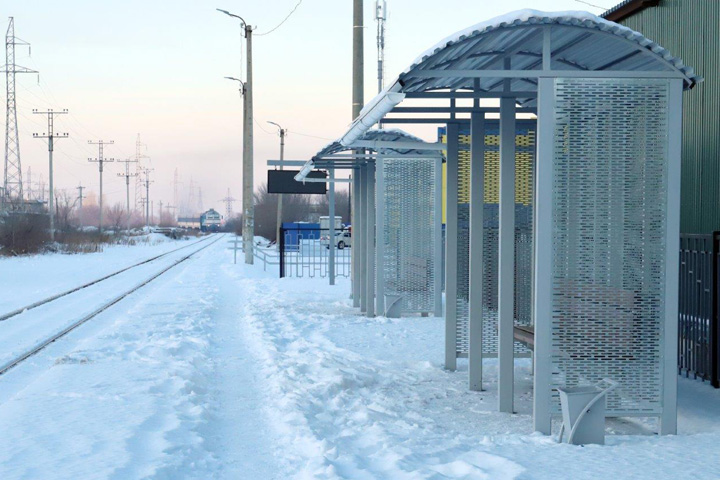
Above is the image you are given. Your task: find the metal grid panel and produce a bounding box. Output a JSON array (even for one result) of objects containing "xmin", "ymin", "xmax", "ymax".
[
  {"xmin": 382, "ymin": 157, "xmax": 438, "ymax": 314},
  {"xmin": 550, "ymin": 78, "xmax": 670, "ymax": 414},
  {"xmin": 445, "ymin": 124, "xmax": 536, "ymax": 357}
]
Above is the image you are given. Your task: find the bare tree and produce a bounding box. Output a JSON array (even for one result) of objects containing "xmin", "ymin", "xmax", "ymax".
[{"xmin": 106, "ymin": 203, "xmax": 128, "ymax": 232}]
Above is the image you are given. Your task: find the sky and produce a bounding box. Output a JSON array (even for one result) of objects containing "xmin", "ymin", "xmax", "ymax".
[{"xmin": 1, "ymin": 0, "xmax": 605, "ymax": 216}]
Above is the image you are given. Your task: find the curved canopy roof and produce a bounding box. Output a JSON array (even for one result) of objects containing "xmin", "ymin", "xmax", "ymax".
[
  {"xmin": 315, "ymin": 128, "xmax": 431, "ymax": 158},
  {"xmin": 339, "ymin": 9, "xmax": 701, "ymax": 147}
]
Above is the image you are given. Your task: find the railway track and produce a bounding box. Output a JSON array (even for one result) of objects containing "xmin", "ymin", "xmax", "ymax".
[
  {"xmin": 0, "ymin": 233, "xmax": 224, "ymax": 376},
  {"xmin": 0, "ymin": 234, "xmax": 215, "ymax": 323}
]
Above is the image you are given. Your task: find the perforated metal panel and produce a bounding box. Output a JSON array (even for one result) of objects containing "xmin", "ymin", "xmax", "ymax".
[
  {"xmin": 443, "ymin": 123, "xmax": 536, "ymax": 357},
  {"xmin": 382, "ymin": 157, "xmax": 439, "ymax": 314},
  {"xmin": 550, "ymin": 78, "xmax": 670, "ymax": 415}
]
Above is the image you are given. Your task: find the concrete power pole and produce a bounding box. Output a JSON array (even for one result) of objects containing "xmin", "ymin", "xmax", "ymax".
[
  {"xmin": 2, "ymin": 18, "xmax": 37, "ymax": 205},
  {"xmin": 242, "ymin": 23, "xmax": 255, "ymax": 264},
  {"xmin": 351, "ymin": 0, "xmax": 364, "ymax": 300},
  {"xmin": 117, "ymin": 156, "xmax": 138, "ymax": 214},
  {"xmin": 218, "ymin": 8, "xmax": 254, "ymax": 264},
  {"xmin": 76, "ymin": 183, "xmax": 85, "ymax": 228},
  {"xmin": 88, "ymin": 140, "xmax": 115, "ymax": 233},
  {"xmin": 268, "ymin": 122, "xmax": 286, "ymax": 244},
  {"xmin": 32, "ymin": 108, "xmax": 68, "ymax": 242},
  {"xmin": 143, "ymin": 167, "xmax": 154, "ymax": 227}
]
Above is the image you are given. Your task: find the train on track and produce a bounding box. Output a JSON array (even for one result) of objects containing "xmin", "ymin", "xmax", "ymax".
[{"xmin": 200, "ymin": 209, "xmax": 223, "ymax": 232}]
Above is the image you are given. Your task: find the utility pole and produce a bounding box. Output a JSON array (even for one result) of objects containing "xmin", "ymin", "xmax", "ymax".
[
  {"xmin": 268, "ymin": 121, "xmax": 286, "ymax": 245},
  {"xmin": 88, "ymin": 140, "xmax": 115, "ymax": 232},
  {"xmin": 117, "ymin": 156, "xmax": 138, "ymax": 213},
  {"xmin": 142, "ymin": 167, "xmax": 154, "ymax": 227},
  {"xmin": 2, "ymin": 18, "xmax": 37, "ymax": 205},
  {"xmin": 351, "ymin": 0, "xmax": 364, "ymax": 300},
  {"xmin": 33, "ymin": 109, "xmax": 68, "ymax": 242},
  {"xmin": 157, "ymin": 200, "xmax": 163, "ymax": 226},
  {"xmin": 220, "ymin": 187, "xmax": 236, "ymax": 221},
  {"xmin": 76, "ymin": 183, "xmax": 85, "ymax": 228},
  {"xmin": 218, "ymin": 8, "xmax": 254, "ymax": 264}
]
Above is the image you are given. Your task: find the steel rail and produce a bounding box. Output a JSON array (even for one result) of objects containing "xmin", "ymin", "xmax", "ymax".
[
  {"xmin": 0, "ymin": 234, "xmax": 214, "ymax": 323},
  {"xmin": 0, "ymin": 234, "xmax": 224, "ymax": 376}
]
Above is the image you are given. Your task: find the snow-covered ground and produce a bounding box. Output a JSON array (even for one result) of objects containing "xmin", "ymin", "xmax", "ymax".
[
  {"xmin": 0, "ymin": 233, "xmax": 201, "ymax": 313},
  {"xmin": 1, "ymin": 238, "xmax": 720, "ymax": 479}
]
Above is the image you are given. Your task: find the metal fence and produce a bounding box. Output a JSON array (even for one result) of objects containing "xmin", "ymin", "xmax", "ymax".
[
  {"xmin": 679, "ymin": 233, "xmax": 720, "ymax": 387},
  {"xmin": 279, "ymin": 227, "xmax": 351, "ymax": 279}
]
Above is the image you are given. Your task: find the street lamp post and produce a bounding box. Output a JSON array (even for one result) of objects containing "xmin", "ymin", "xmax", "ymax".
[
  {"xmin": 218, "ymin": 8, "xmax": 255, "ymax": 265},
  {"xmin": 268, "ymin": 121, "xmax": 286, "ymax": 247}
]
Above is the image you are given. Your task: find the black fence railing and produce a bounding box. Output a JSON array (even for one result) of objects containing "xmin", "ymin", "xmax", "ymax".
[
  {"xmin": 279, "ymin": 227, "xmax": 352, "ymax": 279},
  {"xmin": 679, "ymin": 232, "xmax": 720, "ymax": 387}
]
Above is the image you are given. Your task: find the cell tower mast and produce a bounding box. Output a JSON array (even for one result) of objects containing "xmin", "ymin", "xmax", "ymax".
[
  {"xmin": 375, "ymin": 0, "xmax": 387, "ymax": 94},
  {"xmin": 1, "ymin": 18, "xmax": 37, "ymax": 204}
]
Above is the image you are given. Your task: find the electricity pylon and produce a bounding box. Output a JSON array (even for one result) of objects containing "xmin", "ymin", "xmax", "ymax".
[
  {"xmin": 1, "ymin": 18, "xmax": 37, "ymax": 205},
  {"xmin": 132, "ymin": 134, "xmax": 149, "ymax": 211},
  {"xmin": 220, "ymin": 188, "xmax": 236, "ymax": 220}
]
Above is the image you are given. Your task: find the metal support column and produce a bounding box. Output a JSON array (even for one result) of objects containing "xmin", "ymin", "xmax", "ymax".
[
  {"xmin": 533, "ymin": 77, "xmax": 554, "ymax": 434},
  {"xmin": 433, "ymin": 154, "xmax": 443, "ymax": 318},
  {"xmin": 329, "ymin": 168, "xmax": 336, "ymax": 286},
  {"xmin": 660, "ymin": 78, "xmax": 683, "ymax": 435},
  {"xmin": 468, "ymin": 111, "xmax": 485, "ymax": 391},
  {"xmin": 445, "ymin": 122, "xmax": 460, "ymax": 371},
  {"xmin": 352, "ymin": 172, "xmax": 361, "ymax": 306},
  {"xmin": 376, "ymin": 155, "xmax": 385, "ymax": 316},
  {"xmin": 359, "ymin": 165, "xmax": 367, "ymax": 313},
  {"xmin": 498, "ymin": 97, "xmax": 516, "ymax": 412},
  {"xmin": 366, "ymin": 160, "xmax": 376, "ymax": 317}
]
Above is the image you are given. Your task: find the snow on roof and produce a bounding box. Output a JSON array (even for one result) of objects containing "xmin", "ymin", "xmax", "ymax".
[{"xmin": 337, "ymin": 9, "xmax": 701, "ymax": 146}]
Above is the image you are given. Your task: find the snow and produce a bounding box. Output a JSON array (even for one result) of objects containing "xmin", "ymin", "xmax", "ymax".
[
  {"xmin": 1, "ymin": 237, "xmax": 720, "ymax": 479},
  {"xmin": 0, "ymin": 233, "xmax": 198, "ymax": 313}
]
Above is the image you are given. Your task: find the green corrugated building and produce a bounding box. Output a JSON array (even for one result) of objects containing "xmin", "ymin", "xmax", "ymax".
[{"xmin": 604, "ymin": 0, "xmax": 719, "ymax": 233}]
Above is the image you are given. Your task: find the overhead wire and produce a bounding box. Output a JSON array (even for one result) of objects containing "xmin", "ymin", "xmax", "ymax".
[{"xmin": 255, "ymin": 0, "xmax": 304, "ymax": 36}]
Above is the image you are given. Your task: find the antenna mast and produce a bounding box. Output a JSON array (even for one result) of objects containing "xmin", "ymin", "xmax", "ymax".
[{"xmin": 375, "ymin": 0, "xmax": 387, "ymax": 94}]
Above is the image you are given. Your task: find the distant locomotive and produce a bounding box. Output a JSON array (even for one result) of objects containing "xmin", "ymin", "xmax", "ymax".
[{"xmin": 200, "ymin": 208, "xmax": 223, "ymax": 232}]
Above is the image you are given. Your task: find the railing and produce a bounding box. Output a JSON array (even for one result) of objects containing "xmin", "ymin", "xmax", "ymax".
[
  {"xmin": 227, "ymin": 237, "xmax": 280, "ymax": 272},
  {"xmin": 678, "ymin": 232, "xmax": 719, "ymax": 387},
  {"xmin": 279, "ymin": 227, "xmax": 351, "ymax": 278}
]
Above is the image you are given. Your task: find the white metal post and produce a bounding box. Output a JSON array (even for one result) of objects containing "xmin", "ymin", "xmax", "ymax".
[
  {"xmin": 533, "ymin": 77, "xmax": 555, "ymax": 434},
  {"xmin": 376, "ymin": 155, "xmax": 385, "ymax": 315},
  {"xmin": 366, "ymin": 160, "xmax": 376, "ymax": 317},
  {"xmin": 660, "ymin": 78, "xmax": 683, "ymax": 435},
  {"xmin": 468, "ymin": 111, "xmax": 485, "ymax": 391},
  {"xmin": 352, "ymin": 172, "xmax": 361, "ymax": 306},
  {"xmin": 329, "ymin": 168, "xmax": 336, "ymax": 286},
  {"xmin": 498, "ymin": 97, "xmax": 517, "ymax": 412},
  {"xmin": 445, "ymin": 122, "xmax": 460, "ymax": 371},
  {"xmin": 359, "ymin": 165, "xmax": 367, "ymax": 313},
  {"xmin": 433, "ymin": 154, "xmax": 443, "ymax": 318}
]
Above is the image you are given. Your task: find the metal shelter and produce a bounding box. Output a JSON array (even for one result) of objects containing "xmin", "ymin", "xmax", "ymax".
[
  {"xmin": 294, "ymin": 9, "xmax": 701, "ymax": 436},
  {"xmin": 296, "ymin": 129, "xmax": 444, "ymax": 318}
]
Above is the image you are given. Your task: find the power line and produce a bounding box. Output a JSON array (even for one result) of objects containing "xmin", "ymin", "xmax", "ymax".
[
  {"xmin": 574, "ymin": 0, "xmax": 609, "ymax": 10},
  {"xmin": 255, "ymin": 0, "xmax": 304, "ymax": 36}
]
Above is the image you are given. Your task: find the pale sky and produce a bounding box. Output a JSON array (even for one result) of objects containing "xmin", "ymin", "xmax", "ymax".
[{"xmin": 2, "ymin": 0, "xmax": 602, "ymax": 215}]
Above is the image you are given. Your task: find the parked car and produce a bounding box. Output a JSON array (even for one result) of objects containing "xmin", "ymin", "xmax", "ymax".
[{"xmin": 321, "ymin": 230, "xmax": 352, "ymax": 249}]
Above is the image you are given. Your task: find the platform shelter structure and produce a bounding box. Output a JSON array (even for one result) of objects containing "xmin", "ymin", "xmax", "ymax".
[{"xmin": 295, "ymin": 10, "xmax": 700, "ymax": 436}]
